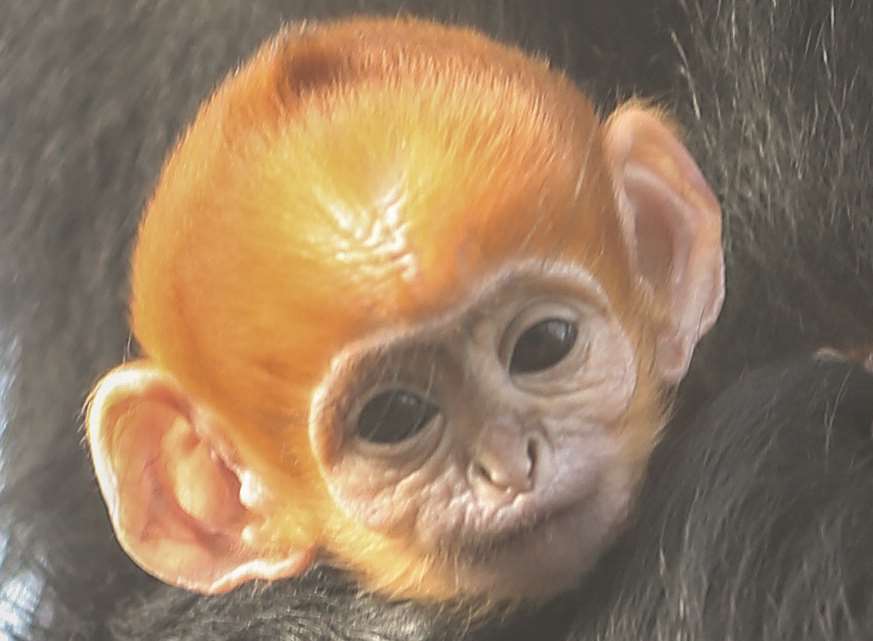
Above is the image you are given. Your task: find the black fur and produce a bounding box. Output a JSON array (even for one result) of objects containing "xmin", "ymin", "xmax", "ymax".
[
  {"xmin": 3, "ymin": 0, "xmax": 873, "ymax": 640},
  {"xmin": 572, "ymin": 355, "xmax": 873, "ymax": 641},
  {"xmin": 673, "ymin": 0, "xmax": 873, "ymax": 399}
]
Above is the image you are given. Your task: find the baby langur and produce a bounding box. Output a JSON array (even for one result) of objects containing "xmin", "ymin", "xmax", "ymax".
[{"xmin": 86, "ymin": 18, "xmax": 724, "ymax": 605}]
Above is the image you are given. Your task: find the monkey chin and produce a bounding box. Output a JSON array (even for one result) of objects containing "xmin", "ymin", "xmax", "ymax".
[{"xmin": 447, "ymin": 477, "xmax": 633, "ymax": 605}]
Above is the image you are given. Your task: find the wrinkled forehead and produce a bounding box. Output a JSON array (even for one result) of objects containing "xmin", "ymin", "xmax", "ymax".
[
  {"xmin": 173, "ymin": 20, "xmax": 622, "ymax": 327},
  {"xmin": 267, "ymin": 87, "xmax": 619, "ymax": 325}
]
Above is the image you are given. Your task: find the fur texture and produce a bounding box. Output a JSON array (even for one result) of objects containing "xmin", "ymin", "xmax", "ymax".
[
  {"xmin": 572, "ymin": 356, "xmax": 873, "ymax": 640},
  {"xmin": 673, "ymin": 0, "xmax": 873, "ymax": 400},
  {"xmin": 3, "ymin": 0, "xmax": 873, "ymax": 639}
]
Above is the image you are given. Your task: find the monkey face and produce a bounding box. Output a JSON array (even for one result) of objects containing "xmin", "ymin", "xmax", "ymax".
[{"xmin": 310, "ymin": 264, "xmax": 647, "ymax": 599}]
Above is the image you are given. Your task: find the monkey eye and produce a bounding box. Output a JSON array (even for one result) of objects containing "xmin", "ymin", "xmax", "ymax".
[
  {"xmin": 356, "ymin": 389, "xmax": 440, "ymax": 444},
  {"xmin": 509, "ymin": 318, "xmax": 578, "ymax": 374}
]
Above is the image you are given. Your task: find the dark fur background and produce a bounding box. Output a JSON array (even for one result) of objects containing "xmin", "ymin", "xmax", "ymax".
[{"xmin": 2, "ymin": 1, "xmax": 873, "ymax": 639}]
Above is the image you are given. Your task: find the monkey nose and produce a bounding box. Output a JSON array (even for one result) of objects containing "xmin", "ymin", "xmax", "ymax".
[{"xmin": 468, "ymin": 427, "xmax": 539, "ymax": 498}]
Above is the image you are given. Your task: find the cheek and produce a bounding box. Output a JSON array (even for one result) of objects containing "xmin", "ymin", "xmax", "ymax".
[
  {"xmin": 545, "ymin": 423, "xmax": 633, "ymax": 508},
  {"xmin": 559, "ymin": 318, "xmax": 638, "ymax": 424},
  {"xmin": 315, "ymin": 439, "xmax": 470, "ymax": 536},
  {"xmin": 548, "ymin": 320, "xmax": 649, "ymax": 496}
]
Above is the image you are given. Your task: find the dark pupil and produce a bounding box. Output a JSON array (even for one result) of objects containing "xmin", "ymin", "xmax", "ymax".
[
  {"xmin": 357, "ymin": 390, "xmax": 439, "ymax": 444},
  {"xmin": 509, "ymin": 318, "xmax": 578, "ymax": 374}
]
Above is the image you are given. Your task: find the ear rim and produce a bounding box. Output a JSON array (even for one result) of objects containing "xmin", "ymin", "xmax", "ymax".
[
  {"xmin": 604, "ymin": 103, "xmax": 725, "ymax": 383},
  {"xmin": 86, "ymin": 361, "xmax": 315, "ymax": 594}
]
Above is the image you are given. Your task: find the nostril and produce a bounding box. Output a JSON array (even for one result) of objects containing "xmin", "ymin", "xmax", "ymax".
[
  {"xmin": 526, "ymin": 436, "xmax": 538, "ymax": 478},
  {"xmin": 470, "ymin": 459, "xmax": 516, "ymax": 495},
  {"xmin": 472, "ymin": 461, "xmax": 493, "ymax": 484},
  {"xmin": 469, "ymin": 436, "xmax": 540, "ymax": 496}
]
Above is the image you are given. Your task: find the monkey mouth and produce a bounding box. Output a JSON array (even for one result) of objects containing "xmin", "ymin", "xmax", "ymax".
[{"xmin": 453, "ymin": 499, "xmax": 588, "ymax": 562}]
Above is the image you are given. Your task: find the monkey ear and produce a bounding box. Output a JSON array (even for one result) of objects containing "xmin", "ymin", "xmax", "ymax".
[
  {"xmin": 86, "ymin": 362, "xmax": 315, "ymax": 593},
  {"xmin": 604, "ymin": 104, "xmax": 725, "ymax": 383}
]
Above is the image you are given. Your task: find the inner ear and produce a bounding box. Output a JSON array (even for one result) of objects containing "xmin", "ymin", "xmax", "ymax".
[
  {"xmin": 86, "ymin": 362, "xmax": 314, "ymax": 593},
  {"xmin": 630, "ymin": 186, "xmax": 682, "ymax": 291},
  {"xmin": 604, "ymin": 103, "xmax": 725, "ymax": 383}
]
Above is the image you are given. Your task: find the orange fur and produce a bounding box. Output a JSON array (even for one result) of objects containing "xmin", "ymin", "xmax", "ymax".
[{"xmin": 130, "ymin": 17, "xmax": 660, "ymax": 601}]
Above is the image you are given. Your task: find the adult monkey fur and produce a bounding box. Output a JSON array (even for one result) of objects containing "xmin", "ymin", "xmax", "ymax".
[
  {"xmin": 84, "ymin": 17, "xmax": 724, "ymax": 605},
  {"xmin": 4, "ymin": 1, "xmax": 873, "ymax": 640}
]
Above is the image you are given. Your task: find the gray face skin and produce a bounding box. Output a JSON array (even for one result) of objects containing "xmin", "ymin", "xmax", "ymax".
[{"xmin": 310, "ymin": 264, "xmax": 642, "ymax": 600}]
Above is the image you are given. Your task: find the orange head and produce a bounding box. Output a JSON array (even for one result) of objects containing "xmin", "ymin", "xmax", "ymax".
[
  {"xmin": 132, "ymin": 18, "xmax": 632, "ymax": 444},
  {"xmin": 87, "ymin": 17, "xmax": 723, "ymax": 606}
]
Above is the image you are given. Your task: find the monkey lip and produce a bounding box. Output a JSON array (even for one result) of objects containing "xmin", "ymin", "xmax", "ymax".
[
  {"xmin": 455, "ymin": 496, "xmax": 591, "ymax": 561},
  {"xmin": 447, "ymin": 488, "xmax": 621, "ymax": 600}
]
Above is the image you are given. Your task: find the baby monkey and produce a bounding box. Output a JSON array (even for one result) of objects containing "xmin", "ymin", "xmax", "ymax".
[{"xmin": 87, "ymin": 18, "xmax": 723, "ymax": 605}]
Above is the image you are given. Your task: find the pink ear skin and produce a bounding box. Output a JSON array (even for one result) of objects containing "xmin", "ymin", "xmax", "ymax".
[
  {"xmin": 604, "ymin": 104, "xmax": 725, "ymax": 383},
  {"xmin": 86, "ymin": 362, "xmax": 315, "ymax": 594}
]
